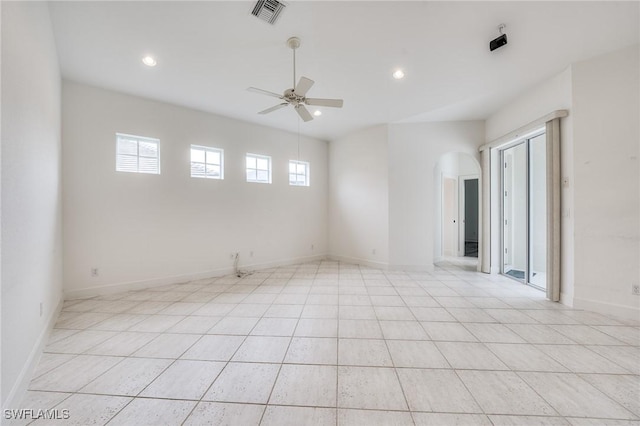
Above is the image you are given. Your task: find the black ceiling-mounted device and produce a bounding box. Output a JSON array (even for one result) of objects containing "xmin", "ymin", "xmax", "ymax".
[{"xmin": 490, "ymin": 24, "xmax": 508, "ymax": 51}]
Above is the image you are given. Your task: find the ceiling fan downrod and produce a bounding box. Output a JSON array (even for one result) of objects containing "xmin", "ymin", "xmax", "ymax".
[{"xmin": 287, "ymin": 37, "xmax": 301, "ymax": 91}]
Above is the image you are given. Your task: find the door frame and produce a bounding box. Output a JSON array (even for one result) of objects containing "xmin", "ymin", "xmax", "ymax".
[
  {"xmin": 458, "ymin": 174, "xmax": 480, "ymax": 257},
  {"xmin": 441, "ymin": 174, "xmax": 458, "ymax": 258},
  {"xmin": 500, "ymin": 140, "xmax": 527, "ymax": 282}
]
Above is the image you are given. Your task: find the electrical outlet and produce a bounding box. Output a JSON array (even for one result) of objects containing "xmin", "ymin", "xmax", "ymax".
[
  {"xmin": 632, "ymin": 284, "xmax": 640, "ymax": 295},
  {"xmin": 311, "ymin": 244, "xmax": 314, "ymax": 251},
  {"xmin": 91, "ymin": 268, "xmax": 99, "ymax": 277},
  {"xmin": 39, "ymin": 302, "xmax": 43, "ymax": 317}
]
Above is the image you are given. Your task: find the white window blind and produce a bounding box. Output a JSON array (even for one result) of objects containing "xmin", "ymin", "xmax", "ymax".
[
  {"xmin": 191, "ymin": 145, "xmax": 224, "ymax": 179},
  {"xmin": 116, "ymin": 133, "xmax": 160, "ymax": 174},
  {"xmin": 289, "ymin": 160, "xmax": 309, "ymax": 186},
  {"xmin": 246, "ymin": 153, "xmax": 272, "ymax": 184}
]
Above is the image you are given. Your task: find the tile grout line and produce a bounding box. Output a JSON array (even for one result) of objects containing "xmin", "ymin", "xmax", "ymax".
[
  {"xmin": 20, "ymin": 260, "xmax": 640, "ymax": 425},
  {"xmin": 183, "ymin": 268, "xmax": 294, "ymax": 425},
  {"xmin": 257, "ymin": 264, "xmax": 316, "ymax": 425},
  {"xmin": 65, "ymin": 278, "xmax": 243, "ymax": 425}
]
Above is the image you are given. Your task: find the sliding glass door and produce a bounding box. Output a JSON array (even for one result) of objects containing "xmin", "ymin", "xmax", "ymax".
[
  {"xmin": 502, "ymin": 143, "xmax": 527, "ymax": 281},
  {"xmin": 528, "ymin": 134, "xmax": 547, "ymax": 289},
  {"xmin": 501, "ymin": 131, "xmax": 547, "ymax": 290}
]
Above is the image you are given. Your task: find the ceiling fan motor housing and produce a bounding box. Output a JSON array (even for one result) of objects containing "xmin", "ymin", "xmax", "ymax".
[{"xmin": 284, "ymin": 88, "xmax": 304, "ymax": 105}]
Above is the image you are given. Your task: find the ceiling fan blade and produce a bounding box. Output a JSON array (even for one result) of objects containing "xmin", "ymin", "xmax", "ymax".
[
  {"xmin": 293, "ymin": 77, "xmax": 314, "ymax": 97},
  {"xmin": 295, "ymin": 104, "xmax": 313, "ymax": 122},
  {"xmin": 247, "ymin": 87, "xmax": 284, "ymax": 99},
  {"xmin": 305, "ymin": 98, "xmax": 344, "ymax": 108},
  {"xmin": 258, "ymin": 103, "xmax": 289, "ymax": 115}
]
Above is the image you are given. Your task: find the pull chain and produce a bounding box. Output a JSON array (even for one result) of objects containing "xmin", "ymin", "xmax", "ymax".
[{"xmin": 297, "ymin": 116, "xmax": 300, "ymax": 161}]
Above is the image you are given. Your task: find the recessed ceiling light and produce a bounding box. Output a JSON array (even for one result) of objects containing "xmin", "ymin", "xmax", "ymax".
[
  {"xmin": 313, "ymin": 110, "xmax": 322, "ymax": 117},
  {"xmin": 142, "ymin": 56, "xmax": 157, "ymax": 67},
  {"xmin": 392, "ymin": 69, "xmax": 405, "ymax": 80}
]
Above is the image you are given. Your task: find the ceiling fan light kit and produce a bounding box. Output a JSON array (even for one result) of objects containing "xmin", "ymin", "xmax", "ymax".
[{"xmin": 247, "ymin": 36, "xmax": 344, "ymax": 122}]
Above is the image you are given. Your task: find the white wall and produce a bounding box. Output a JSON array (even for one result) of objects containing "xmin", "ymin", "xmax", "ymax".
[
  {"xmin": 62, "ymin": 82, "xmax": 328, "ymax": 297},
  {"xmin": 571, "ymin": 45, "xmax": 640, "ymax": 318},
  {"xmin": 388, "ymin": 121, "xmax": 485, "ymax": 270},
  {"xmin": 486, "ymin": 69, "xmax": 573, "ymax": 142},
  {"xmin": 328, "ymin": 125, "xmax": 389, "ymax": 267},
  {"xmin": 485, "ymin": 45, "xmax": 640, "ymax": 320},
  {"xmin": 485, "ymin": 67, "xmax": 574, "ymax": 301},
  {"xmin": 1, "ymin": 2, "xmax": 62, "ymax": 408}
]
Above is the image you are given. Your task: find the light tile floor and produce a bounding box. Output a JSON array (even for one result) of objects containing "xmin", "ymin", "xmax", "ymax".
[{"xmin": 12, "ymin": 259, "xmax": 640, "ymax": 425}]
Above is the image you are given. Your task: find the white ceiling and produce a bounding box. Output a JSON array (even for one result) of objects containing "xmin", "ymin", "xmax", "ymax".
[{"xmin": 49, "ymin": 1, "xmax": 639, "ymax": 141}]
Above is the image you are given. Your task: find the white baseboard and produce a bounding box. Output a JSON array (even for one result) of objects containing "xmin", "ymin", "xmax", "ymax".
[
  {"xmin": 388, "ymin": 264, "xmax": 435, "ymax": 273},
  {"xmin": 327, "ymin": 255, "xmax": 389, "ymax": 270},
  {"xmin": 65, "ymin": 268, "xmax": 231, "ymax": 300},
  {"xmin": 2, "ymin": 296, "xmax": 64, "ymax": 412},
  {"xmin": 572, "ymin": 296, "xmax": 640, "ymax": 322},
  {"xmin": 243, "ymin": 254, "xmax": 329, "ymax": 274},
  {"xmin": 64, "ymin": 254, "xmax": 328, "ymax": 300},
  {"xmin": 560, "ymin": 291, "xmax": 574, "ymax": 308}
]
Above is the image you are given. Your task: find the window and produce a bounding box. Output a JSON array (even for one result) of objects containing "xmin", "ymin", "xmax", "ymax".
[
  {"xmin": 190, "ymin": 145, "xmax": 224, "ymax": 179},
  {"xmin": 246, "ymin": 153, "xmax": 272, "ymax": 183},
  {"xmin": 289, "ymin": 160, "xmax": 309, "ymax": 186},
  {"xmin": 116, "ymin": 133, "xmax": 160, "ymax": 174}
]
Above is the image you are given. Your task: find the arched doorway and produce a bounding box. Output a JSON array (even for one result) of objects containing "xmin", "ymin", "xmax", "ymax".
[{"xmin": 434, "ymin": 152, "xmax": 482, "ymax": 268}]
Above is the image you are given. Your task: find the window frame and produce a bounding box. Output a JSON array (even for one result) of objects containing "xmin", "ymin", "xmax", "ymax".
[
  {"xmin": 289, "ymin": 160, "xmax": 310, "ymax": 187},
  {"xmin": 190, "ymin": 144, "xmax": 224, "ymax": 180},
  {"xmin": 115, "ymin": 133, "xmax": 161, "ymax": 175},
  {"xmin": 245, "ymin": 153, "xmax": 272, "ymax": 184}
]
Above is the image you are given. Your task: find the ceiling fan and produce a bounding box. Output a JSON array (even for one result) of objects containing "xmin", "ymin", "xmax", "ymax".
[{"xmin": 247, "ymin": 37, "xmax": 344, "ymax": 122}]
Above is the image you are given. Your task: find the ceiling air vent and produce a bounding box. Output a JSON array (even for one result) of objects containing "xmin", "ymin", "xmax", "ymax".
[{"xmin": 251, "ymin": 0, "xmax": 287, "ymax": 25}]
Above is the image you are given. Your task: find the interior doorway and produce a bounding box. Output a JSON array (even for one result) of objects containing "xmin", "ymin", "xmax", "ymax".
[
  {"xmin": 435, "ymin": 152, "xmax": 481, "ymax": 266},
  {"xmin": 461, "ymin": 177, "xmax": 479, "ymax": 257}
]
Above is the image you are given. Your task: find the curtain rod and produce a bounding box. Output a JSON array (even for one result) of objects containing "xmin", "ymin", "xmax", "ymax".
[{"xmin": 479, "ymin": 110, "xmax": 568, "ymax": 152}]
